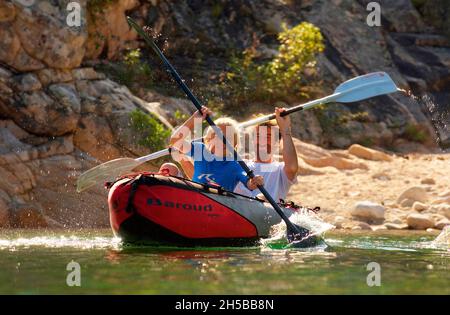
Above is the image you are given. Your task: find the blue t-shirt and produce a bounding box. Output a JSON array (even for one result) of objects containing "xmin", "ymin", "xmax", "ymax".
[{"xmin": 188, "ymin": 142, "xmax": 248, "ymax": 191}]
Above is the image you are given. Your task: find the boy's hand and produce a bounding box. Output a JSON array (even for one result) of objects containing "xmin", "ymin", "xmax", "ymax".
[
  {"xmin": 247, "ymin": 175, "xmax": 264, "ymax": 190},
  {"xmin": 275, "ymin": 107, "xmax": 291, "ymax": 134},
  {"xmin": 194, "ymin": 106, "xmax": 212, "ymax": 120}
]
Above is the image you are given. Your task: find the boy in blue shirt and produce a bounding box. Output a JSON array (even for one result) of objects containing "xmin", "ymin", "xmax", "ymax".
[{"xmin": 169, "ymin": 106, "xmax": 263, "ymax": 192}]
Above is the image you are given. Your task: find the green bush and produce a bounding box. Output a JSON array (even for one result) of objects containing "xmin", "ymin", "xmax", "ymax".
[
  {"xmin": 262, "ymin": 22, "xmax": 325, "ymax": 94},
  {"xmin": 219, "ymin": 22, "xmax": 324, "ymax": 108},
  {"xmin": 129, "ymin": 109, "xmax": 171, "ymax": 151}
]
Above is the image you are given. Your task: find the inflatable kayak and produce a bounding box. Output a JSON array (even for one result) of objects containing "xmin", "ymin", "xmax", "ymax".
[{"xmin": 107, "ymin": 173, "xmax": 321, "ymax": 247}]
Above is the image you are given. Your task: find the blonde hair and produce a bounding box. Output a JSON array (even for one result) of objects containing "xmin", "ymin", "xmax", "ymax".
[{"xmin": 205, "ymin": 117, "xmax": 241, "ymax": 149}]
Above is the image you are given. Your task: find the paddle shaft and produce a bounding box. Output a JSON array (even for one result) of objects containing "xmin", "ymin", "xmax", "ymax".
[
  {"xmin": 240, "ymin": 93, "xmax": 341, "ymax": 128},
  {"xmin": 128, "ymin": 17, "xmax": 302, "ymax": 235}
]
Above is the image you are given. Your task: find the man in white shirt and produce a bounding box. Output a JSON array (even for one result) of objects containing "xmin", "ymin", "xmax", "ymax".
[{"xmin": 234, "ymin": 107, "xmax": 298, "ymax": 201}]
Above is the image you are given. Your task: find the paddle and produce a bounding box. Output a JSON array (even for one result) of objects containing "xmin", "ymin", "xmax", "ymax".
[
  {"xmin": 127, "ymin": 16, "xmax": 318, "ymax": 247},
  {"xmin": 76, "ymin": 148, "xmax": 171, "ymax": 193},
  {"xmin": 240, "ymin": 71, "xmax": 398, "ymax": 128},
  {"xmin": 76, "ymin": 71, "xmax": 398, "ymax": 193}
]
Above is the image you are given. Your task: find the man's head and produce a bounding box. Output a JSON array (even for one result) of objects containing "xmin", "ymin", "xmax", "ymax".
[
  {"xmin": 159, "ymin": 163, "xmax": 182, "ymax": 177},
  {"xmin": 250, "ymin": 118, "xmax": 281, "ymax": 163},
  {"xmin": 205, "ymin": 117, "xmax": 241, "ymax": 157}
]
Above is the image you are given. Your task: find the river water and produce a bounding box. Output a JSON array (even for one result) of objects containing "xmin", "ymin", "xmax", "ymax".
[{"xmin": 0, "ymin": 229, "xmax": 448, "ymax": 294}]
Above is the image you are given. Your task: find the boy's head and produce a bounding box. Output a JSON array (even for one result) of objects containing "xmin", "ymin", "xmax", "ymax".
[
  {"xmin": 159, "ymin": 162, "xmax": 182, "ymax": 177},
  {"xmin": 205, "ymin": 117, "xmax": 241, "ymax": 157}
]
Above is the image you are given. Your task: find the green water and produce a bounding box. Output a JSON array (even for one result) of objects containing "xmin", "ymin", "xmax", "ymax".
[{"xmin": 0, "ymin": 229, "xmax": 448, "ymax": 294}]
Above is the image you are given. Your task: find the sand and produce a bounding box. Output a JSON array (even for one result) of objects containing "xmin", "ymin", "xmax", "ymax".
[{"xmin": 285, "ymin": 142, "xmax": 450, "ymax": 230}]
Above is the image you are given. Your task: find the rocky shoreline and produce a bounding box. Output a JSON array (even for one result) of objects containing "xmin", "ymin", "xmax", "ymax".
[{"xmin": 289, "ymin": 141, "xmax": 450, "ymax": 232}]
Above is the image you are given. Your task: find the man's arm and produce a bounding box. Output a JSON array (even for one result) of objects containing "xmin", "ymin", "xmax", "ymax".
[
  {"xmin": 179, "ymin": 157, "xmax": 194, "ymax": 179},
  {"xmin": 275, "ymin": 107, "xmax": 298, "ymax": 181}
]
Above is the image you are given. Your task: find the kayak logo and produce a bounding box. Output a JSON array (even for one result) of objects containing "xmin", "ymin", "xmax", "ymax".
[{"xmin": 147, "ymin": 198, "xmax": 213, "ymax": 212}]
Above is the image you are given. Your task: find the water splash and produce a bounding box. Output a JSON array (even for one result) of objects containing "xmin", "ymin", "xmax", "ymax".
[
  {"xmin": 432, "ymin": 226, "xmax": 450, "ymax": 250},
  {"xmin": 397, "ymin": 87, "xmax": 412, "ymax": 95},
  {"xmin": 260, "ymin": 210, "xmax": 335, "ymax": 248},
  {"xmin": 398, "ymin": 88, "xmax": 449, "ymax": 150}
]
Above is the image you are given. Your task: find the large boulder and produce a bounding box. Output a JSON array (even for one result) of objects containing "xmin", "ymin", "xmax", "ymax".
[
  {"xmin": 397, "ymin": 186, "xmax": 429, "ymax": 205},
  {"xmin": 348, "ymin": 144, "xmax": 393, "ymax": 162},
  {"xmin": 351, "ymin": 201, "xmax": 385, "ymax": 224},
  {"xmin": 291, "ymin": 138, "xmax": 369, "ymax": 170},
  {"xmin": 407, "ymin": 213, "xmax": 435, "ymax": 230}
]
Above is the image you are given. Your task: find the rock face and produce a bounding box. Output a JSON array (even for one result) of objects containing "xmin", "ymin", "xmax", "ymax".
[
  {"xmin": 0, "ymin": 1, "xmax": 174, "ymax": 228},
  {"xmin": 0, "ymin": 62, "xmax": 173, "ymax": 228},
  {"xmin": 85, "ymin": 0, "xmax": 139, "ymax": 59},
  {"xmin": 0, "ymin": 0, "xmax": 87, "ymax": 71},
  {"xmin": 420, "ymin": 0, "xmax": 450, "ymax": 38},
  {"xmin": 0, "ymin": 63, "xmax": 175, "ymax": 227},
  {"xmin": 351, "ymin": 201, "xmax": 385, "ymax": 224},
  {"xmin": 3, "ymin": 84, "xmax": 81, "ymax": 136}
]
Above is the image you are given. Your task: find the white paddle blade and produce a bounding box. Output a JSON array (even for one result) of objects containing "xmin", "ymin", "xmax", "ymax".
[
  {"xmin": 76, "ymin": 158, "xmax": 142, "ymax": 193},
  {"xmin": 334, "ymin": 72, "xmax": 398, "ymax": 103}
]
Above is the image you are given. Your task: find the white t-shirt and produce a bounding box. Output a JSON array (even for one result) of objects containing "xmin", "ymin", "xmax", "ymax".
[{"xmin": 234, "ymin": 160, "xmax": 297, "ymax": 201}]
